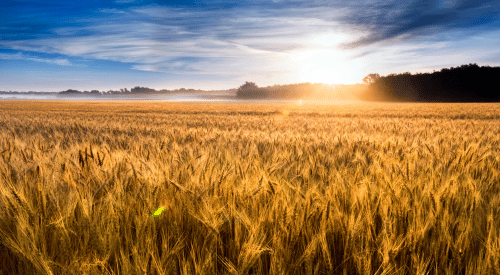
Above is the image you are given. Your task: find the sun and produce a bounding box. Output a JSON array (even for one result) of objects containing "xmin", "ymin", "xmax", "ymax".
[{"xmin": 290, "ymin": 48, "xmax": 360, "ymax": 84}]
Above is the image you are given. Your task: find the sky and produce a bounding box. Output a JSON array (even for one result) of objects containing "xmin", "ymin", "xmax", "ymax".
[{"xmin": 1, "ymin": 0, "xmax": 500, "ymax": 92}]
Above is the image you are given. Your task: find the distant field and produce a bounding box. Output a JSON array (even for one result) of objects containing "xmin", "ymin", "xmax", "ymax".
[{"xmin": 1, "ymin": 100, "xmax": 499, "ymax": 274}]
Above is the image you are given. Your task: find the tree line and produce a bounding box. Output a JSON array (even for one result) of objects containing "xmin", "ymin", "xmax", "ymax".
[
  {"xmin": 5, "ymin": 64, "xmax": 499, "ymax": 102},
  {"xmin": 237, "ymin": 64, "xmax": 500, "ymax": 102},
  {"xmin": 236, "ymin": 82, "xmax": 367, "ymax": 100},
  {"xmin": 361, "ymin": 63, "xmax": 500, "ymax": 102},
  {"xmin": 58, "ymin": 87, "xmax": 207, "ymax": 95}
]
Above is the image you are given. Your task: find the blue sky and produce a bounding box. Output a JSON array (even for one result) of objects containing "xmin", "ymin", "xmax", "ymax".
[{"xmin": 1, "ymin": 0, "xmax": 500, "ymax": 91}]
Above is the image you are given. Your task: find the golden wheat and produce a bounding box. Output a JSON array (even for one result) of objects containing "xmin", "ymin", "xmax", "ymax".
[{"xmin": 0, "ymin": 100, "xmax": 499, "ymax": 274}]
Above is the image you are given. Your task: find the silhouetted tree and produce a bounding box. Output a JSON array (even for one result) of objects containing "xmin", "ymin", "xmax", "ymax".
[
  {"xmin": 131, "ymin": 86, "xmax": 156, "ymax": 94},
  {"xmin": 239, "ymin": 82, "xmax": 259, "ymax": 91},
  {"xmin": 59, "ymin": 89, "xmax": 82, "ymax": 95},
  {"xmin": 237, "ymin": 82, "xmax": 267, "ymax": 98},
  {"xmin": 362, "ymin": 73, "xmax": 380, "ymax": 84}
]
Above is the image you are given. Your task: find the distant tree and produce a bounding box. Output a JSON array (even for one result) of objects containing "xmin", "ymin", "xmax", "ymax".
[
  {"xmin": 131, "ymin": 86, "xmax": 156, "ymax": 94},
  {"xmin": 237, "ymin": 82, "xmax": 266, "ymax": 98},
  {"xmin": 362, "ymin": 73, "xmax": 381, "ymax": 84},
  {"xmin": 59, "ymin": 89, "xmax": 82, "ymax": 94},
  {"xmin": 90, "ymin": 90, "xmax": 100, "ymax": 95},
  {"xmin": 239, "ymin": 82, "xmax": 259, "ymax": 91}
]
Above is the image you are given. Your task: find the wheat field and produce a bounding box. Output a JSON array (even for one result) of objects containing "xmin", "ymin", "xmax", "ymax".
[{"xmin": 0, "ymin": 100, "xmax": 499, "ymax": 275}]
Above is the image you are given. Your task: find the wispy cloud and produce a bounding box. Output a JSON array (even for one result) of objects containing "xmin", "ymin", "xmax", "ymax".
[
  {"xmin": 98, "ymin": 8, "xmax": 126, "ymax": 14},
  {"xmin": 0, "ymin": 52, "xmax": 72, "ymax": 66},
  {"xmin": 0, "ymin": 4, "xmax": 344, "ymax": 79},
  {"xmin": 335, "ymin": 0, "xmax": 500, "ymax": 49}
]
